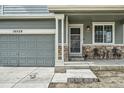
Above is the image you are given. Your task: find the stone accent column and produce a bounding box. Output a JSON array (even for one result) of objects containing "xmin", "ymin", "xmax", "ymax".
[{"xmin": 58, "ymin": 45, "xmax": 68, "ymax": 62}]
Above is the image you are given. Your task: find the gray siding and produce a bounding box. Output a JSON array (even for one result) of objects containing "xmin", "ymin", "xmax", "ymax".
[
  {"xmin": 0, "ymin": 19, "xmax": 55, "ymax": 29},
  {"xmin": 83, "ymin": 22, "xmax": 92, "ymax": 44},
  {"xmin": 115, "ymin": 21, "xmax": 123, "ymax": 44}
]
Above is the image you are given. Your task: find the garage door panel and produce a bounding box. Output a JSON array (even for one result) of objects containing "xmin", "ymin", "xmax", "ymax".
[
  {"xmin": 0, "ymin": 58, "xmax": 8, "ymax": 65},
  {"xmin": 37, "ymin": 56, "xmax": 55, "ymax": 66},
  {"xmin": 0, "ymin": 51, "xmax": 17, "ymax": 57},
  {"xmin": 19, "ymin": 57, "xmax": 37, "ymax": 66},
  {"xmin": 7, "ymin": 50, "xmax": 18, "ymax": 56},
  {"xmin": 18, "ymin": 34, "xmax": 55, "ymax": 67},
  {"xmin": 37, "ymin": 51, "xmax": 54, "ymax": 56},
  {"xmin": 0, "ymin": 42, "xmax": 18, "ymax": 49},
  {"xmin": 8, "ymin": 43, "xmax": 18, "ymax": 49},
  {"xmin": 0, "ymin": 42, "xmax": 8, "ymax": 48},
  {"xmin": 0, "ymin": 34, "xmax": 55, "ymax": 67},
  {"xmin": 8, "ymin": 57, "xmax": 18, "ymax": 65},
  {"xmin": 19, "ymin": 41, "xmax": 37, "ymax": 49},
  {"xmin": 0, "ymin": 57, "xmax": 18, "ymax": 66},
  {"xmin": 19, "ymin": 50, "xmax": 37, "ymax": 57}
]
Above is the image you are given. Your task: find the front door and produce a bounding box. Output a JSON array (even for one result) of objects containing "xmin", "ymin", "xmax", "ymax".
[{"xmin": 69, "ymin": 26, "xmax": 82, "ymax": 56}]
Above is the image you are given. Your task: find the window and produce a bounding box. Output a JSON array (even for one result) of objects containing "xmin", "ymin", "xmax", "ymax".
[{"xmin": 93, "ymin": 22, "xmax": 114, "ymax": 44}]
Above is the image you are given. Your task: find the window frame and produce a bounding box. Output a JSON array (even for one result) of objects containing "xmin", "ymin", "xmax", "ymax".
[{"xmin": 92, "ymin": 22, "xmax": 115, "ymax": 45}]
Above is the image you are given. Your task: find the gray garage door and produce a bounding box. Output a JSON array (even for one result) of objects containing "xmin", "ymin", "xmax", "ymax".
[{"xmin": 0, "ymin": 34, "xmax": 55, "ymax": 67}]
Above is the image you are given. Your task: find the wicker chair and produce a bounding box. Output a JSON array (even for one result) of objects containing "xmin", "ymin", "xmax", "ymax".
[
  {"xmin": 93, "ymin": 47, "xmax": 100, "ymax": 59},
  {"xmin": 83, "ymin": 46, "xmax": 92, "ymax": 60},
  {"xmin": 112, "ymin": 47, "xmax": 122, "ymax": 59},
  {"xmin": 99, "ymin": 47, "xmax": 106, "ymax": 59}
]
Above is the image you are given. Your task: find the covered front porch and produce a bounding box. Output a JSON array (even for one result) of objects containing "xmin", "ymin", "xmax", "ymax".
[{"xmin": 56, "ymin": 12, "xmax": 124, "ymax": 65}]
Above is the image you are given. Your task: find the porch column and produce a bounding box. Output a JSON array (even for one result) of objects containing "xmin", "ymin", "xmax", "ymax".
[
  {"xmin": 55, "ymin": 14, "xmax": 64, "ymax": 64},
  {"xmin": 65, "ymin": 15, "xmax": 69, "ymax": 44},
  {"xmin": 55, "ymin": 18, "xmax": 58, "ymax": 62},
  {"xmin": 55, "ymin": 14, "xmax": 65, "ymax": 73},
  {"xmin": 61, "ymin": 17, "xmax": 64, "ymax": 63}
]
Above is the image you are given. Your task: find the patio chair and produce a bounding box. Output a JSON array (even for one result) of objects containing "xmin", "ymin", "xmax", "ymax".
[
  {"xmin": 99, "ymin": 47, "xmax": 106, "ymax": 59},
  {"xmin": 83, "ymin": 46, "xmax": 91, "ymax": 60},
  {"xmin": 112, "ymin": 47, "xmax": 122, "ymax": 59},
  {"xmin": 112, "ymin": 47, "xmax": 117, "ymax": 59},
  {"xmin": 116, "ymin": 48, "xmax": 122, "ymax": 59},
  {"xmin": 93, "ymin": 47, "xmax": 100, "ymax": 59},
  {"xmin": 106, "ymin": 46, "xmax": 113, "ymax": 59}
]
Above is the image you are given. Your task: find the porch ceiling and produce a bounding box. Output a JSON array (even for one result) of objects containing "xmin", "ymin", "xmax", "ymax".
[{"xmin": 68, "ymin": 15, "xmax": 124, "ymax": 22}]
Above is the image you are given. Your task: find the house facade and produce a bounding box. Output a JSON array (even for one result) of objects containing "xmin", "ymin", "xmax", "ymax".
[{"xmin": 0, "ymin": 5, "xmax": 124, "ymax": 67}]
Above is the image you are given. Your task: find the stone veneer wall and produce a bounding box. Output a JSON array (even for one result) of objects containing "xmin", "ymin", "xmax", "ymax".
[
  {"xmin": 57, "ymin": 44, "xmax": 124, "ymax": 61},
  {"xmin": 82, "ymin": 45, "xmax": 124, "ymax": 59},
  {"xmin": 58, "ymin": 45, "xmax": 68, "ymax": 61}
]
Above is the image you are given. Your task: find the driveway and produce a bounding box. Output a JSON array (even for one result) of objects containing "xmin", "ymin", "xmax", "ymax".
[{"xmin": 0, "ymin": 67, "xmax": 54, "ymax": 88}]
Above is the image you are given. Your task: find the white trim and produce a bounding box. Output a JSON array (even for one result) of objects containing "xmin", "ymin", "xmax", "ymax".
[
  {"xmin": 58, "ymin": 43, "xmax": 68, "ymax": 46},
  {"xmin": 48, "ymin": 5, "xmax": 124, "ymax": 11},
  {"xmin": 0, "ymin": 29, "xmax": 55, "ymax": 34},
  {"xmin": 55, "ymin": 14, "xmax": 64, "ymax": 19},
  {"xmin": 65, "ymin": 13, "xmax": 124, "ymax": 16},
  {"xmin": 69, "ymin": 24, "xmax": 83, "ymax": 27},
  {"xmin": 69, "ymin": 24, "xmax": 83, "ymax": 56},
  {"xmin": 61, "ymin": 18, "xmax": 64, "ymax": 63},
  {"xmin": 0, "ymin": 14, "xmax": 55, "ymax": 19},
  {"xmin": 65, "ymin": 15, "xmax": 68, "ymax": 44},
  {"xmin": 92, "ymin": 22, "xmax": 115, "ymax": 25},
  {"xmin": 123, "ymin": 24, "xmax": 124, "ymax": 44},
  {"xmin": 83, "ymin": 44, "xmax": 124, "ymax": 46},
  {"xmin": 55, "ymin": 19, "xmax": 59, "ymax": 64},
  {"xmin": 92, "ymin": 22, "xmax": 115, "ymax": 45}
]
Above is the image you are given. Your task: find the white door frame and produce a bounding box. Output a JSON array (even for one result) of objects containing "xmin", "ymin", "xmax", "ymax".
[{"xmin": 69, "ymin": 24, "xmax": 83, "ymax": 56}]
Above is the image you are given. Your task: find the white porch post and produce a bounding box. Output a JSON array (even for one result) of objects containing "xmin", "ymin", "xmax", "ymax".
[
  {"xmin": 66, "ymin": 15, "xmax": 68, "ymax": 44},
  {"xmin": 54, "ymin": 14, "xmax": 66, "ymax": 73},
  {"xmin": 55, "ymin": 18, "xmax": 58, "ymax": 62},
  {"xmin": 55, "ymin": 14, "xmax": 64, "ymax": 64},
  {"xmin": 61, "ymin": 18, "xmax": 64, "ymax": 63}
]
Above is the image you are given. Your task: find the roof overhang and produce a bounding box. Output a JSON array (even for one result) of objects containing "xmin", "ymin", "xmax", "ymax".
[{"xmin": 48, "ymin": 5, "xmax": 124, "ymax": 13}]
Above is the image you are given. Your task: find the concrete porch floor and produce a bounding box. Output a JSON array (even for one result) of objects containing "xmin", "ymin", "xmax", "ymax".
[
  {"xmin": 65, "ymin": 59, "xmax": 124, "ymax": 65},
  {"xmin": 64, "ymin": 59, "xmax": 124, "ymax": 70}
]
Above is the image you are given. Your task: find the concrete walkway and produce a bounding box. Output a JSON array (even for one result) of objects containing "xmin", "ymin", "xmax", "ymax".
[
  {"xmin": 0, "ymin": 67, "xmax": 54, "ymax": 88},
  {"xmin": 51, "ymin": 69, "xmax": 98, "ymax": 83}
]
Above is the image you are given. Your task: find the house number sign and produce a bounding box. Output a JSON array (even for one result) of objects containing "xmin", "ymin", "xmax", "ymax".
[{"xmin": 13, "ymin": 30, "xmax": 23, "ymax": 33}]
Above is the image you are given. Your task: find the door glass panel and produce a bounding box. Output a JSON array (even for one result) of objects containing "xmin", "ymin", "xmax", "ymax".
[
  {"xmin": 70, "ymin": 28, "xmax": 80, "ymax": 53},
  {"xmin": 71, "ymin": 28, "xmax": 80, "ymax": 34}
]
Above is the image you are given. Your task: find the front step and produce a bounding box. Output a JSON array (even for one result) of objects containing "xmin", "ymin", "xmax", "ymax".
[
  {"xmin": 64, "ymin": 62, "xmax": 93, "ymax": 69},
  {"xmin": 67, "ymin": 69, "xmax": 98, "ymax": 83},
  {"xmin": 51, "ymin": 69, "xmax": 98, "ymax": 83},
  {"xmin": 69, "ymin": 56, "xmax": 84, "ymax": 61}
]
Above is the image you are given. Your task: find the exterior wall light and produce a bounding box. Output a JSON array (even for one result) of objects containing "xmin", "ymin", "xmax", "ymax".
[{"xmin": 86, "ymin": 26, "xmax": 90, "ymax": 31}]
